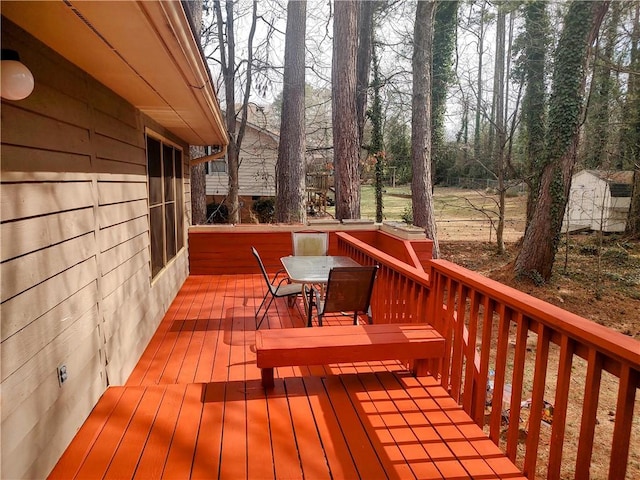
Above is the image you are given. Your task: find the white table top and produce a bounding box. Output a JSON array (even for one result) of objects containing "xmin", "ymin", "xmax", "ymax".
[{"xmin": 280, "ymin": 255, "xmax": 360, "ymax": 284}]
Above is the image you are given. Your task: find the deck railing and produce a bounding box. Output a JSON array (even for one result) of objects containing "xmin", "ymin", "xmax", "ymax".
[{"xmin": 337, "ymin": 231, "xmax": 639, "ymax": 479}]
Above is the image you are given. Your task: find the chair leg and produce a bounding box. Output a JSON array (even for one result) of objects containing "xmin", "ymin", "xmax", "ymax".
[
  {"xmin": 255, "ymin": 293, "xmax": 269, "ymax": 319},
  {"xmin": 256, "ymin": 294, "xmax": 275, "ymax": 329}
]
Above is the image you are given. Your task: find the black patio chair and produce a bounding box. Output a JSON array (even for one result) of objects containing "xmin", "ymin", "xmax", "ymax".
[
  {"xmin": 251, "ymin": 246, "xmax": 301, "ymax": 329},
  {"xmin": 311, "ymin": 265, "xmax": 378, "ymax": 326}
]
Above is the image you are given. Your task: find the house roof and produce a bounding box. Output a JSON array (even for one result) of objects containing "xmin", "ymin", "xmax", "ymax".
[{"xmin": 1, "ymin": 0, "xmax": 228, "ymax": 148}]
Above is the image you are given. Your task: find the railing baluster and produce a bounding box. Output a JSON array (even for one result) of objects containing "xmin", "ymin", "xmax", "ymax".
[
  {"xmin": 609, "ymin": 364, "xmax": 638, "ymax": 479},
  {"xmin": 463, "ymin": 290, "xmax": 481, "ymax": 415},
  {"xmin": 548, "ymin": 334, "xmax": 574, "ymax": 480},
  {"xmin": 523, "ymin": 322, "xmax": 551, "ymax": 477},
  {"xmin": 575, "ymin": 349, "xmax": 603, "ymax": 479},
  {"xmin": 335, "ymin": 232, "xmax": 640, "ymax": 477},
  {"xmin": 474, "ymin": 296, "xmax": 495, "ymax": 427},
  {"xmin": 490, "ymin": 304, "xmax": 511, "ymax": 444},
  {"xmin": 507, "ymin": 312, "xmax": 528, "ymax": 461},
  {"xmin": 450, "ymin": 283, "xmax": 467, "ymax": 402},
  {"xmin": 441, "ymin": 277, "xmax": 456, "ymax": 390}
]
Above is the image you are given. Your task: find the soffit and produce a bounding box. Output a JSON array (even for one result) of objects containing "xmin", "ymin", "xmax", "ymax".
[{"xmin": 1, "ymin": 0, "xmax": 227, "ymax": 147}]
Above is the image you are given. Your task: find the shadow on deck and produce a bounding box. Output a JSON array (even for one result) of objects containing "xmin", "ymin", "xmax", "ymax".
[{"xmin": 49, "ymin": 274, "xmax": 525, "ymax": 479}]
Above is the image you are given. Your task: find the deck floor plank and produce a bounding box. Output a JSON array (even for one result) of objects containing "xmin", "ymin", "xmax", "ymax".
[
  {"xmin": 267, "ymin": 380, "xmax": 304, "ymax": 479},
  {"xmin": 341, "ymin": 372, "xmax": 418, "ymax": 479},
  {"xmin": 162, "ymin": 383, "xmax": 203, "ymax": 478},
  {"xmin": 284, "ymin": 376, "xmax": 332, "ymax": 479},
  {"xmin": 133, "ymin": 384, "xmax": 187, "ymax": 479},
  {"xmin": 322, "ymin": 374, "xmax": 389, "ymax": 479},
  {"xmin": 245, "ymin": 379, "xmax": 276, "ymax": 480},
  {"xmin": 219, "ymin": 380, "xmax": 248, "ymax": 479},
  {"xmin": 125, "ymin": 280, "xmax": 193, "ymax": 386},
  {"xmin": 103, "ymin": 386, "xmax": 165, "ymax": 479},
  {"xmin": 74, "ymin": 387, "xmax": 146, "ymax": 479},
  {"xmin": 48, "ymin": 273, "xmax": 524, "ymax": 480},
  {"xmin": 47, "ymin": 388, "xmax": 125, "ymax": 480},
  {"xmin": 191, "ymin": 381, "xmax": 225, "ymax": 479},
  {"xmin": 361, "ymin": 372, "xmax": 445, "ymax": 479},
  {"xmin": 301, "ymin": 375, "xmax": 361, "ymax": 479}
]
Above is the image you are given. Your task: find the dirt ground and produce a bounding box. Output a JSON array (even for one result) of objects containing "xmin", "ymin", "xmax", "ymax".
[
  {"xmin": 439, "ymin": 235, "xmax": 640, "ymax": 478},
  {"xmin": 439, "ymin": 235, "xmax": 640, "ymax": 339}
]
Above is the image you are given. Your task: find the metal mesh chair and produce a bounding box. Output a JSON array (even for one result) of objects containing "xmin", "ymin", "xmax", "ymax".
[
  {"xmin": 251, "ymin": 246, "xmax": 300, "ymax": 329},
  {"xmin": 312, "ymin": 265, "xmax": 378, "ymax": 326}
]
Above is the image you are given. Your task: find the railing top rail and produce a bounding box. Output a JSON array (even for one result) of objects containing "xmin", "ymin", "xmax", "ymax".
[
  {"xmin": 336, "ymin": 232, "xmax": 430, "ymax": 286},
  {"xmin": 430, "ymin": 258, "xmax": 640, "ymax": 369}
]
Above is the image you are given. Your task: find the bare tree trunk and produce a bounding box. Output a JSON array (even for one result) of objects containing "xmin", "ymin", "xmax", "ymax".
[
  {"xmin": 190, "ymin": 156, "xmax": 207, "ymax": 224},
  {"xmin": 275, "ymin": 0, "xmax": 307, "ymax": 223},
  {"xmin": 214, "ymin": 0, "xmax": 258, "ymax": 224},
  {"xmin": 473, "ymin": 0, "xmax": 486, "ymax": 164},
  {"xmin": 411, "ymin": 0, "xmax": 440, "ymax": 258},
  {"xmin": 332, "ymin": 0, "xmax": 360, "ymax": 220},
  {"xmin": 356, "ymin": 0, "xmax": 376, "ymax": 148},
  {"xmin": 494, "ymin": 3, "xmax": 506, "ymax": 253}
]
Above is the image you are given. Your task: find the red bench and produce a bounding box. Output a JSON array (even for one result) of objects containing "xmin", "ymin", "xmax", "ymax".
[{"xmin": 255, "ymin": 323, "xmax": 445, "ymax": 389}]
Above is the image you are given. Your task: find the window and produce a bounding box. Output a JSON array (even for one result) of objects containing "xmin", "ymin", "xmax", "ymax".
[
  {"xmin": 147, "ymin": 134, "xmax": 184, "ymax": 278},
  {"xmin": 206, "ymin": 159, "xmax": 227, "ymax": 174}
]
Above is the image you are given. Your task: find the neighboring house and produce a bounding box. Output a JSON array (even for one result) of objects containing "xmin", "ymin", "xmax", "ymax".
[
  {"xmin": 0, "ymin": 2, "xmax": 227, "ymax": 479},
  {"xmin": 563, "ymin": 170, "xmax": 634, "ymax": 233},
  {"xmin": 205, "ymin": 120, "xmax": 279, "ymax": 209}
]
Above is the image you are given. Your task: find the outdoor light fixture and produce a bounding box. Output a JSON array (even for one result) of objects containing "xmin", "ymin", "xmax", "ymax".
[{"xmin": 1, "ymin": 49, "xmax": 35, "ymax": 101}]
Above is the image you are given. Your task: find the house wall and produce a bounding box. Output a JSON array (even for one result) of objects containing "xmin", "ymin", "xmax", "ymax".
[
  {"xmin": 1, "ymin": 20, "xmax": 190, "ymax": 479},
  {"xmin": 206, "ymin": 125, "xmax": 278, "ymax": 198}
]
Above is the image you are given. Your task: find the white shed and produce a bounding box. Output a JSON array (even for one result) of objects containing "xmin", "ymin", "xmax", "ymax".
[{"xmin": 563, "ymin": 170, "xmax": 634, "ymax": 232}]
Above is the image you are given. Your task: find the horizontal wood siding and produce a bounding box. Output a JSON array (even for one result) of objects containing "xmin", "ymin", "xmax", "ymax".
[
  {"xmin": 205, "ymin": 125, "xmax": 277, "ymax": 197},
  {"xmin": 1, "ymin": 20, "xmax": 189, "ymax": 480},
  {"xmin": 189, "ymin": 228, "xmax": 351, "ymax": 275},
  {"xmin": 189, "ymin": 230, "xmax": 295, "ymax": 274},
  {"xmin": 188, "ymin": 228, "xmax": 427, "ymax": 275}
]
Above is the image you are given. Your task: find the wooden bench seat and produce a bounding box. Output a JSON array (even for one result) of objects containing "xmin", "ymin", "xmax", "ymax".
[{"xmin": 255, "ymin": 323, "xmax": 445, "ymax": 389}]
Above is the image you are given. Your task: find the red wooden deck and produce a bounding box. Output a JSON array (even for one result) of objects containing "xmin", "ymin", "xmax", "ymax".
[{"xmin": 49, "ymin": 274, "xmax": 525, "ymax": 479}]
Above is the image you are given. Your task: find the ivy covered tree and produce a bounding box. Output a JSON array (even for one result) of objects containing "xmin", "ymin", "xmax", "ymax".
[
  {"xmin": 432, "ymin": 1, "xmax": 458, "ymax": 182},
  {"xmin": 582, "ymin": 2, "xmax": 620, "ymax": 169},
  {"xmin": 385, "ymin": 117, "xmax": 411, "ymax": 185},
  {"xmin": 514, "ymin": 0, "xmax": 550, "ymax": 226},
  {"xmin": 368, "ymin": 38, "xmax": 384, "ymax": 223},
  {"xmin": 515, "ymin": 0, "xmax": 610, "ymax": 283}
]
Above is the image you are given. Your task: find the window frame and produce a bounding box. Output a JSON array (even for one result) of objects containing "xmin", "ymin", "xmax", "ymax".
[
  {"xmin": 146, "ymin": 130, "xmax": 185, "ymax": 279},
  {"xmin": 206, "ymin": 159, "xmax": 227, "ymax": 175}
]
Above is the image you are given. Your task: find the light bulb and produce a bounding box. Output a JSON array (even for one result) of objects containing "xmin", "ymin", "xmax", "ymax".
[{"xmin": 1, "ymin": 59, "xmax": 35, "ymax": 101}]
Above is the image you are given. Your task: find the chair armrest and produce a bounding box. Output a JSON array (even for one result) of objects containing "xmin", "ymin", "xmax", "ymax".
[{"xmin": 270, "ymin": 268, "xmax": 288, "ymax": 284}]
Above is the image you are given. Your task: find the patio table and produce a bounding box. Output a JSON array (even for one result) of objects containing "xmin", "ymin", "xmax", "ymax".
[{"xmin": 280, "ymin": 255, "xmax": 360, "ymax": 327}]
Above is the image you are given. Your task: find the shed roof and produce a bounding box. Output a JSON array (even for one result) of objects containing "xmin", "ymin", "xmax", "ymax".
[
  {"xmin": 584, "ymin": 169, "xmax": 634, "ymax": 185},
  {"xmin": 2, "ymin": 0, "xmax": 228, "ymax": 148}
]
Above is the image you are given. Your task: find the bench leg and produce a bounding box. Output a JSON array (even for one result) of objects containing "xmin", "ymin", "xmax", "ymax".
[
  {"xmin": 261, "ymin": 368, "xmax": 275, "ymax": 389},
  {"xmin": 412, "ymin": 359, "xmax": 428, "ymax": 377}
]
